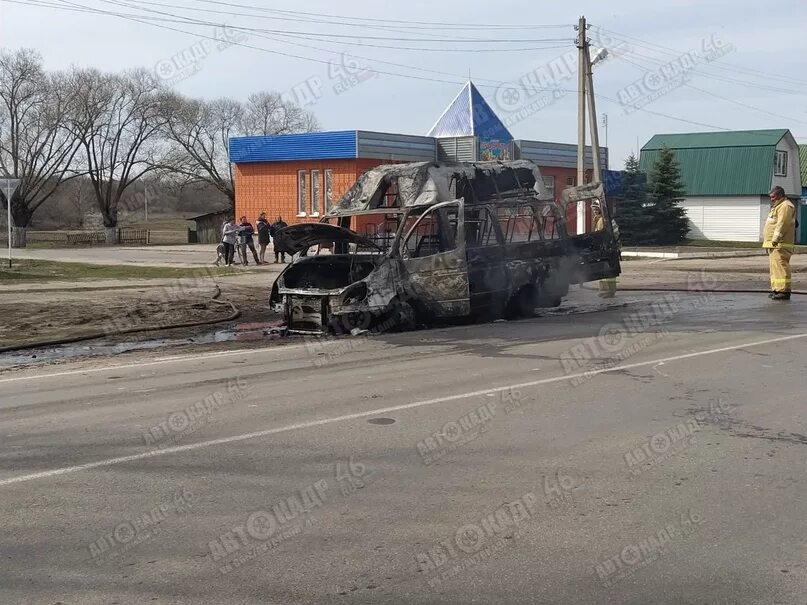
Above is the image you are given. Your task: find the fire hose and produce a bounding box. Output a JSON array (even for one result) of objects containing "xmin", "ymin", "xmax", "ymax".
[
  {"xmin": 0, "ymin": 285, "xmax": 240, "ymax": 354},
  {"xmin": 580, "ymin": 283, "xmax": 807, "ymax": 296}
]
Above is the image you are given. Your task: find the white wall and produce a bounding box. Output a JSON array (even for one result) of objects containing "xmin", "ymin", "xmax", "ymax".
[
  {"xmin": 770, "ymin": 133, "xmax": 801, "ymax": 196},
  {"xmin": 680, "ymin": 196, "xmax": 763, "ymax": 241}
]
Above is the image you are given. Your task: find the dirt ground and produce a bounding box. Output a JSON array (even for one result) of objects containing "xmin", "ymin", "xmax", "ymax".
[
  {"xmin": 1, "ymin": 254, "xmax": 804, "ymax": 354},
  {"xmin": 0, "ymin": 276, "xmax": 279, "ymax": 350}
]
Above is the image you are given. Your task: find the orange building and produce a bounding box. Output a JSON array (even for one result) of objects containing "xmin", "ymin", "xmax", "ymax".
[{"xmin": 230, "ymin": 82, "xmax": 606, "ymax": 234}]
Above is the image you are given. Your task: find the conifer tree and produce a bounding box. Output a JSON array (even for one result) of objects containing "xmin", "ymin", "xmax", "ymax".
[
  {"xmin": 647, "ymin": 146, "xmax": 689, "ymax": 244},
  {"xmin": 615, "ymin": 153, "xmax": 653, "ymax": 245}
]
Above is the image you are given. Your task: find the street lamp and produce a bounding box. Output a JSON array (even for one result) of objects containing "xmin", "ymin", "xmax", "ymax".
[{"xmin": 590, "ymin": 47, "xmax": 609, "ymax": 66}]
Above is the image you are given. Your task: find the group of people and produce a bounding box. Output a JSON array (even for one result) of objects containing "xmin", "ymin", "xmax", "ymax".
[{"xmin": 220, "ymin": 213, "xmax": 289, "ymax": 266}]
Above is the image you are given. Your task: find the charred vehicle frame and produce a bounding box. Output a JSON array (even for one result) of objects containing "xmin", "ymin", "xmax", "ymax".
[{"xmin": 269, "ymin": 160, "xmax": 621, "ymax": 334}]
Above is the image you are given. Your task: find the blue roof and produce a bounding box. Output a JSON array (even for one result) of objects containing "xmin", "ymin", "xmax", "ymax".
[
  {"xmin": 427, "ymin": 81, "xmax": 513, "ymax": 142},
  {"xmin": 229, "ymin": 130, "xmax": 357, "ymax": 163}
]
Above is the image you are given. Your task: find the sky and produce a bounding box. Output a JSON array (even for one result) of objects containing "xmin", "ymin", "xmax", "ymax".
[{"xmin": 2, "ymin": 0, "xmax": 806, "ymax": 166}]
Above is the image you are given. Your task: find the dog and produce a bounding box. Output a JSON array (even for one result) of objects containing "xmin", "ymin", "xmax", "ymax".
[
  {"xmin": 214, "ymin": 243, "xmax": 246, "ymax": 266},
  {"xmin": 214, "ymin": 243, "xmax": 226, "ymax": 266}
]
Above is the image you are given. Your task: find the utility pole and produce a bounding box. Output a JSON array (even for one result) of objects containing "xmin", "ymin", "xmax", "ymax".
[
  {"xmin": 576, "ymin": 15, "xmax": 587, "ymax": 235},
  {"xmin": 602, "ymin": 113, "xmax": 609, "ymax": 168},
  {"xmin": 584, "ymin": 43, "xmax": 602, "ymax": 186},
  {"xmin": 144, "ymin": 180, "xmax": 149, "ymax": 224},
  {"xmin": 2, "ymin": 178, "xmax": 21, "ymax": 268}
]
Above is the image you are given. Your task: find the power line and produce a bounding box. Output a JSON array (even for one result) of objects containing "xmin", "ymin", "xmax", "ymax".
[
  {"xmin": 617, "ymin": 53, "xmax": 807, "ymax": 126},
  {"xmin": 180, "ymin": 0, "xmax": 571, "ymax": 29},
  {"xmin": 4, "ymin": 0, "xmax": 795, "ymax": 137},
  {"xmin": 44, "ymin": 0, "xmax": 570, "ymax": 85},
  {"xmin": 621, "ymin": 46, "xmax": 802, "ymax": 95},
  {"xmin": 103, "ymin": 0, "xmax": 575, "ymax": 52},
  {"xmin": 592, "ymin": 25, "xmax": 807, "ymax": 89},
  {"xmin": 90, "ymin": 0, "xmax": 573, "ymax": 42}
]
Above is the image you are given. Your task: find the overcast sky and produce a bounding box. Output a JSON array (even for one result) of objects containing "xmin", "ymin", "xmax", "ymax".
[{"xmin": 2, "ymin": 0, "xmax": 806, "ymax": 165}]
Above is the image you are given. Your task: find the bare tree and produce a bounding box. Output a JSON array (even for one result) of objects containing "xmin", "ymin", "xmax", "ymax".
[
  {"xmin": 0, "ymin": 48, "xmax": 81, "ymax": 247},
  {"xmin": 162, "ymin": 90, "xmax": 318, "ymax": 207},
  {"xmin": 243, "ymin": 91, "xmax": 320, "ymax": 135},
  {"xmin": 67, "ymin": 67, "xmax": 167, "ymax": 243},
  {"xmin": 161, "ymin": 94, "xmax": 242, "ymax": 206}
]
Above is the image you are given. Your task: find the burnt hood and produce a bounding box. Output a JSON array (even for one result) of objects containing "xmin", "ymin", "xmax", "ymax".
[{"xmin": 275, "ymin": 223, "xmax": 383, "ymax": 254}]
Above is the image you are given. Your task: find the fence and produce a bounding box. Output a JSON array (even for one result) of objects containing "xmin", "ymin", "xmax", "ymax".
[{"xmin": 1, "ymin": 229, "xmax": 195, "ymax": 246}]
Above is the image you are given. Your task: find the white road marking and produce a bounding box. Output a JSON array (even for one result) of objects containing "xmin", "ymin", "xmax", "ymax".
[{"xmin": 1, "ymin": 331, "xmax": 804, "ymax": 487}]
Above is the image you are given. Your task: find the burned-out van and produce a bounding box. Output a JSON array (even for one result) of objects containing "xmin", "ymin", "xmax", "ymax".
[{"xmin": 269, "ymin": 160, "xmax": 620, "ymax": 334}]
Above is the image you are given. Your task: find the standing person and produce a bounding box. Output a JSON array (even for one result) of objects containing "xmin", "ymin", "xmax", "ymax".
[
  {"xmin": 221, "ymin": 218, "xmax": 238, "ymax": 267},
  {"xmin": 238, "ymin": 215, "xmax": 261, "ymax": 265},
  {"xmin": 256, "ymin": 212, "xmax": 271, "ymax": 264},
  {"xmin": 592, "ymin": 200, "xmax": 617, "ymax": 298},
  {"xmin": 763, "ymin": 186, "xmax": 796, "ymax": 301},
  {"xmin": 270, "ymin": 215, "xmax": 289, "ymax": 263}
]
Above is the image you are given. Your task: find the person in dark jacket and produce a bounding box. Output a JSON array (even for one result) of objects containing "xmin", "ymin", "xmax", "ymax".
[
  {"xmin": 238, "ymin": 216, "xmax": 261, "ymax": 265},
  {"xmin": 256, "ymin": 212, "xmax": 271, "ymax": 263},
  {"xmin": 270, "ymin": 215, "xmax": 289, "ymax": 263}
]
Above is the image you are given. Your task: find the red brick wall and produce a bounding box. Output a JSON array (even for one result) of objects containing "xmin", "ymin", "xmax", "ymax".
[
  {"xmin": 234, "ymin": 158, "xmax": 407, "ymax": 226},
  {"xmin": 540, "ymin": 166, "xmax": 596, "ymax": 235}
]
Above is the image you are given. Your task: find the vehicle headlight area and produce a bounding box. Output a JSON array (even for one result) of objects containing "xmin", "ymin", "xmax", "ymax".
[{"xmin": 342, "ymin": 282, "xmax": 368, "ymax": 306}]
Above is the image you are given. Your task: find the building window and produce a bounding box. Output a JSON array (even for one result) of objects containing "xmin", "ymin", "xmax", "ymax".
[
  {"xmin": 566, "ymin": 176, "xmax": 575, "ymax": 187},
  {"xmin": 542, "ymin": 176, "xmax": 555, "ymax": 198},
  {"xmin": 311, "ymin": 170, "xmax": 320, "ymax": 215},
  {"xmin": 324, "ymin": 169, "xmax": 333, "ymax": 211},
  {"xmin": 297, "ymin": 170, "xmax": 307, "ymax": 215},
  {"xmin": 774, "ymin": 150, "xmax": 787, "ymax": 176}
]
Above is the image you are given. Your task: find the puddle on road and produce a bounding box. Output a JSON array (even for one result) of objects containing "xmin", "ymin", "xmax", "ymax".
[{"xmin": 0, "ymin": 328, "xmax": 286, "ymax": 368}]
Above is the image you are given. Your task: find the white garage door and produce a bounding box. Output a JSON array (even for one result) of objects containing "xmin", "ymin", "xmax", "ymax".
[{"xmin": 680, "ymin": 197, "xmax": 762, "ymax": 242}]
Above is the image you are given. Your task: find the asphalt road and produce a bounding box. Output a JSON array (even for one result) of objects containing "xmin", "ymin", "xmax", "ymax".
[{"xmin": 1, "ymin": 290, "xmax": 806, "ymax": 604}]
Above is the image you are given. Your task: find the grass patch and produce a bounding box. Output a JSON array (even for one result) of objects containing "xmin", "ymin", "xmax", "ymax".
[
  {"xmin": 0, "ymin": 259, "xmax": 240, "ymax": 282},
  {"xmin": 681, "ymin": 239, "xmax": 762, "ymax": 249}
]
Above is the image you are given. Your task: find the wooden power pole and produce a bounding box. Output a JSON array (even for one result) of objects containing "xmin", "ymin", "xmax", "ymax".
[{"xmin": 576, "ymin": 16, "xmax": 587, "ymax": 235}]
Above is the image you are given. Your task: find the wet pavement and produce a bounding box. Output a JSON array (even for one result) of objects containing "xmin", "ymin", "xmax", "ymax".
[
  {"xmin": 1, "ymin": 290, "xmax": 806, "ymax": 604},
  {"xmin": 0, "ymin": 296, "xmax": 632, "ymax": 369}
]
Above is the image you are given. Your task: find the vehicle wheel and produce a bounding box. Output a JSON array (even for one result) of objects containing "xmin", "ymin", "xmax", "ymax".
[
  {"xmin": 505, "ymin": 286, "xmax": 537, "ymax": 319},
  {"xmin": 385, "ymin": 299, "xmax": 416, "ymax": 332}
]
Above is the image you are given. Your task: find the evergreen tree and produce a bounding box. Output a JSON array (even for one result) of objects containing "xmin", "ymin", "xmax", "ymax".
[
  {"xmin": 615, "ymin": 153, "xmax": 654, "ymax": 245},
  {"xmin": 647, "ymin": 146, "xmax": 689, "ymax": 244}
]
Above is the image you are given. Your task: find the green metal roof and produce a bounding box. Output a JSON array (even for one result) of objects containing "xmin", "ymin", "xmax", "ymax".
[
  {"xmin": 639, "ymin": 130, "xmax": 790, "ymax": 196},
  {"xmin": 642, "ymin": 129, "xmax": 788, "ymax": 150},
  {"xmin": 799, "ymin": 145, "xmax": 807, "ymax": 185}
]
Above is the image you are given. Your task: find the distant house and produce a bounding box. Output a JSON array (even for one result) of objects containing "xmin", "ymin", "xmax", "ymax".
[
  {"xmin": 190, "ymin": 209, "xmax": 230, "ymax": 244},
  {"xmin": 640, "ymin": 129, "xmax": 802, "ymax": 242},
  {"xmin": 799, "ymin": 144, "xmax": 807, "ymax": 198}
]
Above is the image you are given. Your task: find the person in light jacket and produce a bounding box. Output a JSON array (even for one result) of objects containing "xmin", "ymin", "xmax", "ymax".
[
  {"xmin": 221, "ymin": 218, "xmax": 238, "ymax": 266},
  {"xmin": 763, "ymin": 186, "xmax": 797, "ymax": 300}
]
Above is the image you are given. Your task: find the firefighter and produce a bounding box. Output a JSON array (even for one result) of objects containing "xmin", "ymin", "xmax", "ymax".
[
  {"xmin": 592, "ymin": 200, "xmax": 617, "ymax": 298},
  {"xmin": 762, "ymin": 186, "xmax": 796, "ymax": 301}
]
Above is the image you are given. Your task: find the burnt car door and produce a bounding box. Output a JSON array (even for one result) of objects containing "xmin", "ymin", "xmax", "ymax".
[
  {"xmin": 464, "ymin": 204, "xmax": 510, "ymax": 319},
  {"xmin": 398, "ymin": 200, "xmax": 470, "ymax": 317},
  {"xmin": 562, "ymin": 183, "xmax": 621, "ymax": 283}
]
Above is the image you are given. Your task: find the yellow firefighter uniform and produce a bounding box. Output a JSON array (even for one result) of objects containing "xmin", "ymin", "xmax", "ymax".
[
  {"xmin": 593, "ymin": 213, "xmax": 617, "ymax": 298},
  {"xmin": 762, "ymin": 197, "xmax": 796, "ymax": 294}
]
